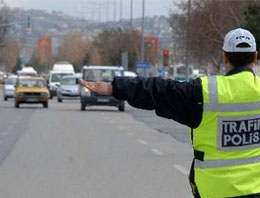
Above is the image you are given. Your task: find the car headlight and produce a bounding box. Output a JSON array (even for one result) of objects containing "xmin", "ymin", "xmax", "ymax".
[{"xmin": 81, "ymin": 87, "xmax": 91, "ymax": 96}]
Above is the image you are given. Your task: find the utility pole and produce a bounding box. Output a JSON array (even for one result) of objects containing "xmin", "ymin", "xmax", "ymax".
[
  {"xmin": 120, "ymin": 0, "xmax": 123, "ymax": 22},
  {"xmin": 141, "ymin": 0, "xmax": 145, "ymax": 76},
  {"xmin": 106, "ymin": 0, "xmax": 109, "ymax": 21},
  {"xmin": 114, "ymin": 0, "xmax": 117, "ymax": 22},
  {"xmin": 130, "ymin": 0, "xmax": 133, "ymax": 27},
  {"xmin": 98, "ymin": 3, "xmax": 102, "ymax": 22},
  {"xmin": 185, "ymin": 0, "xmax": 191, "ymax": 81}
]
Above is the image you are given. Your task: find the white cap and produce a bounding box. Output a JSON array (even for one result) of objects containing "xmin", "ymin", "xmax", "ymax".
[{"xmin": 223, "ymin": 28, "xmax": 256, "ymax": 52}]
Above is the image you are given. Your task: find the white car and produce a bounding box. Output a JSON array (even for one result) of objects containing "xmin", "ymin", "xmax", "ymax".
[
  {"xmin": 57, "ymin": 75, "xmax": 80, "ymax": 102},
  {"xmin": 3, "ymin": 75, "xmax": 17, "ymax": 101},
  {"xmin": 124, "ymin": 71, "xmax": 137, "ymax": 77}
]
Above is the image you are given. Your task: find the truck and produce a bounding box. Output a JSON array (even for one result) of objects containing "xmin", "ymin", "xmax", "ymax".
[{"xmin": 48, "ymin": 62, "xmax": 75, "ymax": 98}]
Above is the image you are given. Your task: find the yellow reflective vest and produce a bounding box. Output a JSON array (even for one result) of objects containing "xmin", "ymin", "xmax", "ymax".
[{"xmin": 192, "ymin": 71, "xmax": 260, "ymax": 198}]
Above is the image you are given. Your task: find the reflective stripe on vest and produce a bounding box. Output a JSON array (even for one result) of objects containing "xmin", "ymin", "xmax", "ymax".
[
  {"xmin": 195, "ymin": 156, "xmax": 260, "ymax": 169},
  {"xmin": 205, "ymin": 76, "xmax": 260, "ymax": 112}
]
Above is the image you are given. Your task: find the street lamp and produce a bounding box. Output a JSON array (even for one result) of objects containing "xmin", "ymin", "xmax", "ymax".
[
  {"xmin": 130, "ymin": 0, "xmax": 133, "ymax": 27},
  {"xmin": 185, "ymin": 0, "xmax": 191, "ymax": 81},
  {"xmin": 140, "ymin": 0, "xmax": 145, "ymax": 76},
  {"xmin": 120, "ymin": 0, "xmax": 123, "ymax": 22}
]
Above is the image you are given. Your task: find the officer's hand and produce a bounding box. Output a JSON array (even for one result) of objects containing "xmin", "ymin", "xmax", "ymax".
[{"xmin": 80, "ymin": 79, "xmax": 112, "ymax": 96}]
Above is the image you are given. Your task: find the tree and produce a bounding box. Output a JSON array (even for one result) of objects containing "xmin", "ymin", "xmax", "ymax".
[
  {"xmin": 93, "ymin": 28, "xmax": 141, "ymax": 71},
  {"xmin": 169, "ymin": 0, "xmax": 256, "ymax": 73},
  {"xmin": 0, "ymin": 3, "xmax": 12, "ymax": 49},
  {"xmin": 27, "ymin": 50, "xmax": 46, "ymax": 73},
  {"xmin": 0, "ymin": 38, "xmax": 20, "ymax": 72},
  {"xmin": 243, "ymin": 1, "xmax": 260, "ymax": 57},
  {"xmin": 57, "ymin": 32, "xmax": 92, "ymax": 72},
  {"xmin": 12, "ymin": 56, "xmax": 22, "ymax": 74}
]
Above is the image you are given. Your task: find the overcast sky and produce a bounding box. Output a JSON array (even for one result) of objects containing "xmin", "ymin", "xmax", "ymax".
[{"xmin": 6, "ymin": 0, "xmax": 175, "ymax": 21}]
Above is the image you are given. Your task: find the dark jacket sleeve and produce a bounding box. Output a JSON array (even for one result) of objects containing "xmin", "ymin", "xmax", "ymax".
[{"xmin": 112, "ymin": 77, "xmax": 203, "ymax": 128}]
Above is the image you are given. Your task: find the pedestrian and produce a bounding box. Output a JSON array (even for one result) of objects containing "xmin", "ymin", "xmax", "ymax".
[{"xmin": 80, "ymin": 28, "xmax": 260, "ymax": 198}]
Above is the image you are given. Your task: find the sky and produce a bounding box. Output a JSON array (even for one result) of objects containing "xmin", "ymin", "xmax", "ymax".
[{"xmin": 5, "ymin": 0, "xmax": 175, "ymax": 21}]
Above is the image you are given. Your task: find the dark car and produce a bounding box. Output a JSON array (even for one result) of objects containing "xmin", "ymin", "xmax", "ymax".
[{"xmin": 80, "ymin": 66, "xmax": 125, "ymax": 111}]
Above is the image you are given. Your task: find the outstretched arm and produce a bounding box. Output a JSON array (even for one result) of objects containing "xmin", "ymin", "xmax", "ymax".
[
  {"xmin": 80, "ymin": 80, "xmax": 112, "ymax": 96},
  {"xmin": 80, "ymin": 76, "xmax": 203, "ymax": 128}
]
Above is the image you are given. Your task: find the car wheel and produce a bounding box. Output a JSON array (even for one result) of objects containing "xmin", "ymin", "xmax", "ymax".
[
  {"xmin": 43, "ymin": 102, "xmax": 48, "ymax": 108},
  {"xmin": 15, "ymin": 101, "xmax": 19, "ymax": 108},
  {"xmin": 118, "ymin": 104, "xmax": 125, "ymax": 112},
  {"xmin": 4, "ymin": 96, "xmax": 7, "ymax": 101},
  {"xmin": 81, "ymin": 103, "xmax": 86, "ymax": 111},
  {"xmin": 58, "ymin": 98, "xmax": 62, "ymax": 103}
]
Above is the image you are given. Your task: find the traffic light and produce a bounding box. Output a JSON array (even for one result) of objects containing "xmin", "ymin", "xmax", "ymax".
[{"xmin": 163, "ymin": 49, "xmax": 169, "ymax": 66}]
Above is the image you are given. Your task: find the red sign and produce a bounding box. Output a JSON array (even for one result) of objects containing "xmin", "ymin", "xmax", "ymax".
[{"xmin": 144, "ymin": 36, "xmax": 159, "ymax": 54}]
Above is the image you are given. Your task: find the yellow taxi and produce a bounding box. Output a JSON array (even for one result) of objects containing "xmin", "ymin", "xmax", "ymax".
[{"xmin": 14, "ymin": 76, "xmax": 50, "ymax": 108}]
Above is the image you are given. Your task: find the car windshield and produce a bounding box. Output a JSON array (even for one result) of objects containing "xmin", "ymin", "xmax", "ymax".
[
  {"xmin": 19, "ymin": 79, "xmax": 45, "ymax": 87},
  {"xmin": 5, "ymin": 78, "xmax": 17, "ymax": 85},
  {"xmin": 61, "ymin": 78, "xmax": 77, "ymax": 85},
  {"xmin": 83, "ymin": 69, "xmax": 123, "ymax": 82},
  {"xmin": 51, "ymin": 74, "xmax": 72, "ymax": 83}
]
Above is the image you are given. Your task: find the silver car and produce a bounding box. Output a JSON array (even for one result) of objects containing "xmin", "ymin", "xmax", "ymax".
[
  {"xmin": 3, "ymin": 75, "xmax": 17, "ymax": 101},
  {"xmin": 57, "ymin": 75, "xmax": 80, "ymax": 102}
]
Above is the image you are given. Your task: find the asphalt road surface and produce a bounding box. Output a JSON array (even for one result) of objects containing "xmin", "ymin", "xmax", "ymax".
[{"xmin": 0, "ymin": 89, "xmax": 193, "ymax": 198}]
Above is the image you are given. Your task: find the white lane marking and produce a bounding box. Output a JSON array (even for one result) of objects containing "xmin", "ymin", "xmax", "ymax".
[
  {"xmin": 1, "ymin": 132, "xmax": 9, "ymax": 137},
  {"xmin": 138, "ymin": 139, "xmax": 148, "ymax": 145},
  {"xmin": 173, "ymin": 164, "xmax": 189, "ymax": 175},
  {"xmin": 150, "ymin": 148, "xmax": 163, "ymax": 156}
]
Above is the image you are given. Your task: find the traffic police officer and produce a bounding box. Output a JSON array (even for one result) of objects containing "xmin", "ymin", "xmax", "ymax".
[{"xmin": 81, "ymin": 28, "xmax": 260, "ymax": 198}]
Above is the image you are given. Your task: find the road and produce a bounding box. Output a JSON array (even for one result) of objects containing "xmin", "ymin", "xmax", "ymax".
[{"xmin": 0, "ymin": 90, "xmax": 193, "ymax": 198}]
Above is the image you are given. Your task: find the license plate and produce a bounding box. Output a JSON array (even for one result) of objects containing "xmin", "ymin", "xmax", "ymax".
[
  {"xmin": 97, "ymin": 98, "xmax": 109, "ymax": 103},
  {"xmin": 26, "ymin": 98, "xmax": 37, "ymax": 102}
]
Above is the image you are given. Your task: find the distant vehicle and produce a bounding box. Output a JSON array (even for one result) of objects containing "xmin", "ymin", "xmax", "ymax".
[
  {"xmin": 124, "ymin": 71, "xmax": 137, "ymax": 78},
  {"xmin": 57, "ymin": 75, "xmax": 80, "ymax": 102},
  {"xmin": 52, "ymin": 61, "xmax": 74, "ymax": 72},
  {"xmin": 17, "ymin": 67, "xmax": 38, "ymax": 77},
  {"xmin": 75, "ymin": 73, "xmax": 83, "ymax": 79},
  {"xmin": 3, "ymin": 75, "xmax": 17, "ymax": 101},
  {"xmin": 80, "ymin": 66, "xmax": 125, "ymax": 111},
  {"xmin": 0, "ymin": 71, "xmax": 4, "ymax": 84},
  {"xmin": 48, "ymin": 62, "xmax": 75, "ymax": 98},
  {"xmin": 172, "ymin": 64, "xmax": 194, "ymax": 81},
  {"xmin": 14, "ymin": 76, "xmax": 50, "ymax": 108}
]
